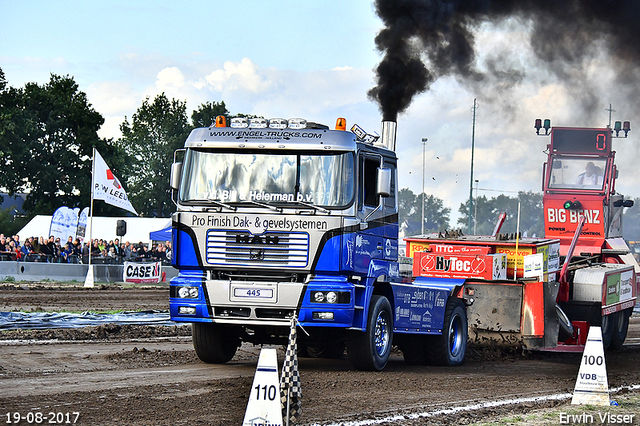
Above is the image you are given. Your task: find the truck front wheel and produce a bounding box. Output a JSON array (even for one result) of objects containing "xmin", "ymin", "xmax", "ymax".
[
  {"xmin": 346, "ymin": 295, "xmax": 393, "ymax": 371},
  {"xmin": 192, "ymin": 322, "xmax": 240, "ymax": 363},
  {"xmin": 427, "ymin": 298, "xmax": 467, "ymax": 366}
]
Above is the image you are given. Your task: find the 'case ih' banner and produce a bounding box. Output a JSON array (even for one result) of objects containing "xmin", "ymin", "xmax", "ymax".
[{"xmin": 123, "ymin": 261, "xmax": 162, "ymax": 283}]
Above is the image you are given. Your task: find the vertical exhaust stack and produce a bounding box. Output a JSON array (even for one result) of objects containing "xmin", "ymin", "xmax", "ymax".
[{"xmin": 381, "ymin": 120, "xmax": 397, "ymax": 152}]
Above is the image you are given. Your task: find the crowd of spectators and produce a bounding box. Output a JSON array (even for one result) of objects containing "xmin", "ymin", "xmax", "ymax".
[{"xmin": 0, "ymin": 233, "xmax": 171, "ymax": 265}]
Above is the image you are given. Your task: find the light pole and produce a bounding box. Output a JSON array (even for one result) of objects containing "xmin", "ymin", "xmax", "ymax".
[
  {"xmin": 474, "ymin": 179, "xmax": 479, "ymax": 235},
  {"xmin": 421, "ymin": 137, "xmax": 428, "ymax": 235},
  {"xmin": 468, "ymin": 98, "xmax": 477, "ymax": 234}
]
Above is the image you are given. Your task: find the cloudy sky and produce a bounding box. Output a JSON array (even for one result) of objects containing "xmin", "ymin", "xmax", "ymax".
[{"xmin": 2, "ymin": 0, "xmax": 639, "ymax": 225}]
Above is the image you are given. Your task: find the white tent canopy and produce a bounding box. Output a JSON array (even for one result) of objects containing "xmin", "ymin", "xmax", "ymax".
[{"xmin": 18, "ymin": 215, "xmax": 171, "ymax": 245}]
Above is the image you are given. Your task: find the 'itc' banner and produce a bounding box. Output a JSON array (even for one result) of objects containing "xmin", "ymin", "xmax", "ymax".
[{"xmin": 123, "ymin": 261, "xmax": 162, "ymax": 284}]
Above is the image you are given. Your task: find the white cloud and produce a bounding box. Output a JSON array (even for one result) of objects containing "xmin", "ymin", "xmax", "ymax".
[
  {"xmin": 156, "ymin": 66, "xmax": 185, "ymax": 91},
  {"xmin": 204, "ymin": 58, "xmax": 270, "ymax": 93}
]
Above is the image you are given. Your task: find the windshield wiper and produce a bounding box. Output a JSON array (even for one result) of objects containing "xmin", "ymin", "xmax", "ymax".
[
  {"xmin": 205, "ymin": 198, "xmax": 237, "ymax": 212},
  {"xmin": 290, "ymin": 200, "xmax": 330, "ymax": 214},
  {"xmin": 243, "ymin": 200, "xmax": 282, "ymax": 213}
]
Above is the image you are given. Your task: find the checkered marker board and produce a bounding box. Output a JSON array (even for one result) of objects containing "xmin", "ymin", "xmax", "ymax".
[{"xmin": 280, "ymin": 317, "xmax": 302, "ymax": 424}]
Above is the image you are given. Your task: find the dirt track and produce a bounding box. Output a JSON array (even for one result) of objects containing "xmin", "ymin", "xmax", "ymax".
[{"xmin": 0, "ymin": 283, "xmax": 639, "ymax": 425}]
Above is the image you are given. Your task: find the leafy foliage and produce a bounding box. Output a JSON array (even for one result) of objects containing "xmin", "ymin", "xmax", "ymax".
[
  {"xmin": 398, "ymin": 188, "xmax": 451, "ymax": 236},
  {"xmin": 458, "ymin": 191, "xmax": 544, "ymax": 237},
  {"xmin": 117, "ymin": 93, "xmax": 191, "ymax": 217},
  {"xmin": 191, "ymin": 100, "xmax": 229, "ymax": 128},
  {"xmin": 0, "ymin": 70, "xmax": 113, "ymax": 216}
]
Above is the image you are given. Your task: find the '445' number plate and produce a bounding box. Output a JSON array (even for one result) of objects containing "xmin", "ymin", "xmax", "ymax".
[{"xmin": 230, "ymin": 283, "xmax": 276, "ymax": 303}]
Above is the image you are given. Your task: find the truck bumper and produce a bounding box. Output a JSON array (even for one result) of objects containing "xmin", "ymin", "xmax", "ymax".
[{"xmin": 170, "ymin": 273, "xmax": 357, "ymax": 328}]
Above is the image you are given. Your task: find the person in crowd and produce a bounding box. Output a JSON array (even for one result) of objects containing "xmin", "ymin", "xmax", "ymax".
[
  {"xmin": 123, "ymin": 241, "xmax": 132, "ymax": 260},
  {"xmin": 21, "ymin": 239, "xmax": 33, "ymax": 260},
  {"xmin": 54, "ymin": 238, "xmax": 62, "ymax": 262},
  {"xmin": 113, "ymin": 239, "xmax": 122, "ymax": 259},
  {"xmin": 46, "ymin": 236, "xmax": 57, "ymax": 261},
  {"xmin": 61, "ymin": 242, "xmax": 74, "ymax": 263},
  {"xmin": 39, "ymin": 236, "xmax": 52, "ymax": 260},
  {"xmin": 91, "ymin": 240, "xmax": 101, "ymax": 256},
  {"xmin": 8, "ymin": 240, "xmax": 21, "ymax": 261}
]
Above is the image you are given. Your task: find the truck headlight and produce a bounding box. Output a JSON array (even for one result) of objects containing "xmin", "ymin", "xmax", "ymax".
[
  {"xmin": 175, "ymin": 286, "xmax": 199, "ymax": 299},
  {"xmin": 310, "ymin": 291, "xmax": 350, "ymax": 304}
]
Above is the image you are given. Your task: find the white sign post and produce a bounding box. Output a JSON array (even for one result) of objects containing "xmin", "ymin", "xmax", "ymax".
[
  {"xmin": 242, "ymin": 348, "xmax": 284, "ymax": 426},
  {"xmin": 571, "ymin": 326, "xmax": 610, "ymax": 406}
]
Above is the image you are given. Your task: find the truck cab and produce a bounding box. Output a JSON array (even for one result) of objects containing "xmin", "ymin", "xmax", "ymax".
[{"xmin": 539, "ymin": 120, "xmax": 638, "ymax": 349}]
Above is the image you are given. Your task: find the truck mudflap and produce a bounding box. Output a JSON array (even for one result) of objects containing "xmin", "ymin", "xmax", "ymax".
[
  {"xmin": 391, "ymin": 277, "xmax": 465, "ymax": 334},
  {"xmin": 463, "ymin": 279, "xmax": 561, "ymax": 349}
]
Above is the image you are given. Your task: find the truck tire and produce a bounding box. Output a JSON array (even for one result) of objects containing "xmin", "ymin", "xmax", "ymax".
[
  {"xmin": 426, "ymin": 298, "xmax": 467, "ymax": 366},
  {"xmin": 601, "ymin": 312, "xmax": 616, "ymax": 350},
  {"xmin": 346, "ymin": 295, "xmax": 393, "ymax": 371},
  {"xmin": 306, "ymin": 341, "xmax": 346, "ymax": 359},
  {"xmin": 399, "ymin": 335, "xmax": 430, "ymax": 365},
  {"xmin": 192, "ymin": 322, "xmax": 240, "ymax": 364},
  {"xmin": 609, "ymin": 309, "xmax": 631, "ymax": 350}
]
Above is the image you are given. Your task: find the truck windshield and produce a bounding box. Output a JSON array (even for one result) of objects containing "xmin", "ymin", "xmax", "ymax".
[
  {"xmin": 548, "ymin": 157, "xmax": 607, "ymax": 190},
  {"xmin": 179, "ymin": 149, "xmax": 354, "ymax": 207}
]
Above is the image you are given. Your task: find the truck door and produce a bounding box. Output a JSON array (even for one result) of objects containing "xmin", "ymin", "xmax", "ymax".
[{"xmin": 355, "ymin": 154, "xmax": 397, "ymax": 272}]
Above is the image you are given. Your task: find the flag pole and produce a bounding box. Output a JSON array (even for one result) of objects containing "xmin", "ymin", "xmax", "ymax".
[{"xmin": 84, "ymin": 147, "xmax": 96, "ymax": 288}]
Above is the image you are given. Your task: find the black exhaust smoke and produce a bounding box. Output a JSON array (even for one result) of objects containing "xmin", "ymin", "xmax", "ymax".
[{"xmin": 369, "ymin": 0, "xmax": 640, "ymax": 121}]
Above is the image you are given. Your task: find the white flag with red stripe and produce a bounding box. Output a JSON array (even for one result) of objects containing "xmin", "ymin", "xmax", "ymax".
[{"xmin": 93, "ymin": 149, "xmax": 138, "ymax": 215}]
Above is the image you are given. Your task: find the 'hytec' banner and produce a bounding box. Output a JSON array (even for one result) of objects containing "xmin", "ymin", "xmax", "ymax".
[
  {"xmin": 49, "ymin": 206, "xmax": 80, "ymax": 242},
  {"xmin": 123, "ymin": 261, "xmax": 162, "ymax": 283}
]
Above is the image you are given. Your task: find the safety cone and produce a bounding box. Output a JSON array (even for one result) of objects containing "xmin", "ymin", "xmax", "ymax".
[
  {"xmin": 242, "ymin": 348, "xmax": 284, "ymax": 426},
  {"xmin": 571, "ymin": 326, "xmax": 609, "ymax": 406}
]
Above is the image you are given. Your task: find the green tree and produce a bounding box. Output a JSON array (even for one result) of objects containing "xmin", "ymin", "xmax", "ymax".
[
  {"xmin": 622, "ymin": 197, "xmax": 640, "ymax": 242},
  {"xmin": 0, "ymin": 70, "xmax": 109, "ymax": 215},
  {"xmin": 398, "ymin": 188, "xmax": 450, "ymax": 236},
  {"xmin": 117, "ymin": 93, "xmax": 190, "ymax": 217},
  {"xmin": 191, "ymin": 100, "xmax": 229, "ymax": 128},
  {"xmin": 458, "ymin": 191, "xmax": 544, "ymax": 237}
]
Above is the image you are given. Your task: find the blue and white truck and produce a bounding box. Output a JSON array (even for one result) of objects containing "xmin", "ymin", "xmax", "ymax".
[{"xmin": 168, "ymin": 116, "xmax": 469, "ymax": 371}]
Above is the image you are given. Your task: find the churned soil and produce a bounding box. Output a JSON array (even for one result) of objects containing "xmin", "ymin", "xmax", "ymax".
[{"xmin": 0, "ymin": 282, "xmax": 639, "ymax": 426}]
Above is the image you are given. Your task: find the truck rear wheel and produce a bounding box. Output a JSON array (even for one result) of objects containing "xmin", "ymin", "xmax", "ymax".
[
  {"xmin": 609, "ymin": 309, "xmax": 631, "ymax": 350},
  {"xmin": 192, "ymin": 322, "xmax": 240, "ymax": 364},
  {"xmin": 346, "ymin": 295, "xmax": 393, "ymax": 371},
  {"xmin": 426, "ymin": 298, "xmax": 467, "ymax": 366}
]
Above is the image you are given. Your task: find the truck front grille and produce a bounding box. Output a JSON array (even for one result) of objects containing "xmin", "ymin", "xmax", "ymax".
[{"xmin": 206, "ymin": 230, "xmax": 309, "ymax": 268}]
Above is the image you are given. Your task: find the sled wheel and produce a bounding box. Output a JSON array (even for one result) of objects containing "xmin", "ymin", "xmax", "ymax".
[
  {"xmin": 192, "ymin": 322, "xmax": 240, "ymax": 363},
  {"xmin": 426, "ymin": 298, "xmax": 467, "ymax": 366},
  {"xmin": 556, "ymin": 304, "xmax": 574, "ymax": 342},
  {"xmin": 346, "ymin": 295, "xmax": 393, "ymax": 371}
]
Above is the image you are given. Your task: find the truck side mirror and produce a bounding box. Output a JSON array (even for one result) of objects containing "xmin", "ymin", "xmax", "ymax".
[
  {"xmin": 170, "ymin": 162, "xmax": 183, "ymax": 191},
  {"xmin": 377, "ymin": 167, "xmax": 391, "ymax": 197}
]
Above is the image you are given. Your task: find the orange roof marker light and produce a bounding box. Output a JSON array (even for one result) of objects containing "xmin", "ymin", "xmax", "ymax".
[
  {"xmin": 215, "ymin": 115, "xmax": 227, "ymax": 127},
  {"xmin": 335, "ymin": 117, "xmax": 346, "ymax": 131}
]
